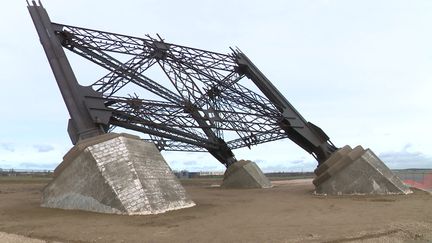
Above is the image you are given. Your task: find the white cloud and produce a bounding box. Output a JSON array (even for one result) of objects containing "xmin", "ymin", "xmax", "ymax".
[
  {"xmin": 0, "ymin": 143, "xmax": 15, "ymax": 152},
  {"xmin": 33, "ymin": 144, "xmax": 55, "ymax": 153},
  {"xmin": 379, "ymin": 144, "xmax": 432, "ymax": 169},
  {"xmin": 18, "ymin": 162, "xmax": 58, "ymax": 170}
]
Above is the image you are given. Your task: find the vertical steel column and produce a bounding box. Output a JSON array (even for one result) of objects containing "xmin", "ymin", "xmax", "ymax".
[{"xmin": 28, "ymin": 1, "xmax": 105, "ymax": 144}]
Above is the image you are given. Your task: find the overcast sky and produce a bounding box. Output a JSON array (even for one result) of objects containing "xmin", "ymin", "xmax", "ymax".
[{"xmin": 0, "ymin": 0, "xmax": 431, "ymax": 172}]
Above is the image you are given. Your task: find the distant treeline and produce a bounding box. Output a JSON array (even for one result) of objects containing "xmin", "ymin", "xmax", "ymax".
[
  {"xmin": 0, "ymin": 168, "xmax": 53, "ymax": 177},
  {"xmin": 265, "ymin": 172, "xmax": 315, "ymax": 178},
  {"xmin": 173, "ymin": 170, "xmax": 315, "ymax": 179},
  {"xmin": 2, "ymin": 168, "xmax": 430, "ymax": 179}
]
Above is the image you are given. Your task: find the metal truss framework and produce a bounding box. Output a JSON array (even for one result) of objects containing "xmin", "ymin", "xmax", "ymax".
[{"xmin": 28, "ymin": 1, "xmax": 337, "ymax": 168}]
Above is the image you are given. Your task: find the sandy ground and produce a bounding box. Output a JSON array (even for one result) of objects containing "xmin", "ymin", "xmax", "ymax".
[
  {"xmin": 0, "ymin": 178, "xmax": 431, "ymax": 243},
  {"xmin": 0, "ymin": 231, "xmax": 47, "ymax": 243}
]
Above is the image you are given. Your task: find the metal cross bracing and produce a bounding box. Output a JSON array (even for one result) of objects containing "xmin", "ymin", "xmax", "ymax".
[
  {"xmin": 51, "ymin": 24, "xmax": 287, "ymax": 151},
  {"xmin": 28, "ymin": 1, "xmax": 337, "ymax": 168}
]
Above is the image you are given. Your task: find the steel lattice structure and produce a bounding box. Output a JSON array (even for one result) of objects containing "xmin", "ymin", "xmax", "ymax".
[{"xmin": 28, "ymin": 1, "xmax": 337, "ymax": 168}]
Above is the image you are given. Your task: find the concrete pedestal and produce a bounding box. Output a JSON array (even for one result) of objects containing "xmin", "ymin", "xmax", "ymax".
[
  {"xmin": 313, "ymin": 145, "xmax": 411, "ymax": 195},
  {"xmin": 221, "ymin": 160, "xmax": 272, "ymax": 189},
  {"xmin": 42, "ymin": 133, "xmax": 195, "ymax": 215}
]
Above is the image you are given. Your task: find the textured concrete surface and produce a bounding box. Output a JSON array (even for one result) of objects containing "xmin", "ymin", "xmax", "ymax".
[
  {"xmin": 42, "ymin": 133, "xmax": 195, "ymax": 214},
  {"xmin": 314, "ymin": 145, "xmax": 352, "ymax": 177},
  {"xmin": 314, "ymin": 146, "xmax": 411, "ymax": 195},
  {"xmin": 221, "ymin": 160, "xmax": 272, "ymax": 188}
]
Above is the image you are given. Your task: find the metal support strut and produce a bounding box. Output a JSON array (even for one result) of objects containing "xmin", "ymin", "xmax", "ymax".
[{"xmin": 28, "ymin": 1, "xmax": 338, "ymax": 168}]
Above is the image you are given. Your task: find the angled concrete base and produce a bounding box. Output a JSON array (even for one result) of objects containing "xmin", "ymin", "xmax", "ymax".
[
  {"xmin": 42, "ymin": 133, "xmax": 195, "ymax": 215},
  {"xmin": 313, "ymin": 145, "xmax": 411, "ymax": 195},
  {"xmin": 221, "ymin": 160, "xmax": 272, "ymax": 189}
]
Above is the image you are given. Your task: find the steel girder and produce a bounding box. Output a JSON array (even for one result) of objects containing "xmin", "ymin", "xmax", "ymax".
[{"xmin": 28, "ymin": 1, "xmax": 337, "ymax": 166}]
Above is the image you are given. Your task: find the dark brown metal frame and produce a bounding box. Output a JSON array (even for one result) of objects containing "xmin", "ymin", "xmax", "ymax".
[{"xmin": 28, "ymin": 1, "xmax": 337, "ymax": 168}]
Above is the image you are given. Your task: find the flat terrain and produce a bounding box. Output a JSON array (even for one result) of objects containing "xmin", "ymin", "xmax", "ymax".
[{"xmin": 0, "ymin": 177, "xmax": 431, "ymax": 242}]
